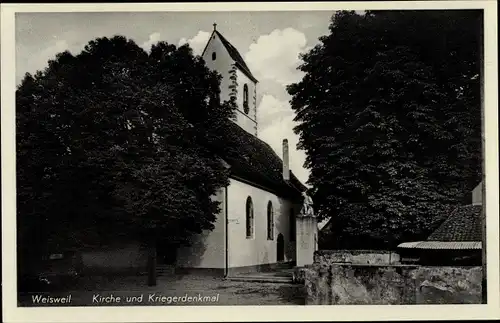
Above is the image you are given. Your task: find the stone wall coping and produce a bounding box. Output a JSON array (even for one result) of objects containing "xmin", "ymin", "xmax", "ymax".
[
  {"xmin": 419, "ymin": 265, "xmax": 481, "ymax": 270},
  {"xmin": 325, "ymin": 264, "xmax": 481, "ymax": 270},
  {"xmin": 331, "ymin": 263, "xmax": 419, "ymax": 269},
  {"xmin": 315, "ymin": 249, "xmax": 398, "ymax": 255}
]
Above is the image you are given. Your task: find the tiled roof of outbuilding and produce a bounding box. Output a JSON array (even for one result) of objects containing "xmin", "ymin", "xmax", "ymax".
[
  {"xmin": 427, "ymin": 205, "xmax": 482, "ymax": 242},
  {"xmin": 398, "ymin": 241, "xmax": 482, "ymax": 250}
]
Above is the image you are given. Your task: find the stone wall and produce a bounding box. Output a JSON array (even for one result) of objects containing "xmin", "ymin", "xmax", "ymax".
[
  {"xmin": 304, "ymin": 250, "xmax": 482, "ymax": 304},
  {"xmin": 38, "ymin": 242, "xmax": 149, "ymax": 277},
  {"xmin": 414, "ymin": 266, "xmax": 482, "ymax": 304}
]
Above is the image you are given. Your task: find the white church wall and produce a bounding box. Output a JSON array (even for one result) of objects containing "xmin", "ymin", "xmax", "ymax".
[
  {"xmin": 472, "ymin": 182, "xmax": 482, "ymax": 206},
  {"xmin": 227, "ymin": 178, "xmax": 296, "ymax": 269},
  {"xmin": 234, "ymin": 69, "xmax": 258, "ymax": 136},
  {"xmin": 176, "ymin": 188, "xmax": 226, "ymax": 269},
  {"xmin": 201, "ymin": 32, "xmax": 258, "ymax": 136}
]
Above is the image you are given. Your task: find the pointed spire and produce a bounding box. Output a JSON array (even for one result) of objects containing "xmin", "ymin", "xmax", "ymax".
[{"xmin": 213, "ymin": 23, "xmax": 217, "ymax": 31}]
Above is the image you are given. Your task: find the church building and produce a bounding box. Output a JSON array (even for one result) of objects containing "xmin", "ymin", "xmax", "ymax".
[
  {"xmin": 171, "ymin": 25, "xmax": 318, "ymax": 276},
  {"xmin": 53, "ymin": 25, "xmax": 318, "ymax": 279}
]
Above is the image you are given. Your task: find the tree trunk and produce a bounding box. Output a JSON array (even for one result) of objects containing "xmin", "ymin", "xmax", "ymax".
[{"xmin": 147, "ymin": 239, "xmax": 157, "ymax": 286}]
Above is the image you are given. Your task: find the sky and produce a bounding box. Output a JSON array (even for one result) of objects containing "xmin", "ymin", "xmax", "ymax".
[{"xmin": 15, "ymin": 11, "xmax": 337, "ymax": 185}]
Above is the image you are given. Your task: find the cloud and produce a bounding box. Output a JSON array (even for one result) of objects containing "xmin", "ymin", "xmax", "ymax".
[
  {"xmin": 242, "ymin": 28, "xmax": 311, "ymax": 185},
  {"xmin": 141, "ymin": 32, "xmax": 161, "ymax": 52},
  {"xmin": 178, "ymin": 31, "xmax": 210, "ymax": 56},
  {"xmin": 245, "ymin": 28, "xmax": 308, "ymax": 86},
  {"xmin": 299, "ymin": 22, "xmax": 315, "ymax": 30},
  {"xmin": 257, "ymin": 94, "xmax": 293, "ymax": 129},
  {"xmin": 257, "ymin": 94, "xmax": 308, "ymax": 185}
]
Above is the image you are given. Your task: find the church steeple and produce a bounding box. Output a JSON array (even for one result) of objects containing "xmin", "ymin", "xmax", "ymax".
[{"xmin": 201, "ymin": 26, "xmax": 259, "ymax": 137}]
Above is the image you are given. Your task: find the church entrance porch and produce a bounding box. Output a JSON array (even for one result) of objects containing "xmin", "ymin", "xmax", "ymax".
[
  {"xmin": 225, "ymin": 266, "xmax": 295, "ymax": 283},
  {"xmin": 225, "ymin": 261, "xmax": 296, "ymax": 283}
]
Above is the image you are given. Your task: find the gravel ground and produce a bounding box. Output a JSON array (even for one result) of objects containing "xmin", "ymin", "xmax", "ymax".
[{"xmin": 18, "ymin": 274, "xmax": 306, "ymax": 306}]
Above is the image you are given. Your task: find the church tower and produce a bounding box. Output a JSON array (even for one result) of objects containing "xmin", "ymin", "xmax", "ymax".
[{"xmin": 201, "ymin": 24, "xmax": 259, "ymax": 137}]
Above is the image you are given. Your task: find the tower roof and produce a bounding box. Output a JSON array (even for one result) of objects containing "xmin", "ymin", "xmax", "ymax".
[{"xmin": 202, "ymin": 29, "xmax": 258, "ymax": 83}]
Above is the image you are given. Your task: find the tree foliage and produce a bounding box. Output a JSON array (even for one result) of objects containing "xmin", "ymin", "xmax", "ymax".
[
  {"xmin": 16, "ymin": 36, "xmax": 234, "ymax": 265},
  {"xmin": 288, "ymin": 10, "xmax": 482, "ymax": 248}
]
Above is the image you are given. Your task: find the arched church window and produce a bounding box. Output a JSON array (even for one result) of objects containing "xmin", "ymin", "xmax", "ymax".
[
  {"xmin": 267, "ymin": 201, "xmax": 274, "ymax": 240},
  {"xmin": 289, "ymin": 208, "xmax": 295, "ymax": 241},
  {"xmin": 243, "ymin": 84, "xmax": 249, "ymax": 114},
  {"xmin": 212, "ymin": 52, "xmax": 216, "ymax": 60},
  {"xmin": 246, "ymin": 196, "xmax": 254, "ymax": 238}
]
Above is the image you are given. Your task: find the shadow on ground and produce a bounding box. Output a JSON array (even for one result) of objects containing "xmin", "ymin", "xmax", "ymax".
[{"xmin": 18, "ymin": 274, "xmax": 306, "ymax": 306}]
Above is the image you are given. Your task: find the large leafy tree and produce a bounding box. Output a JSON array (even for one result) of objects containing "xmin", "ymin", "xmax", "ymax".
[
  {"xmin": 16, "ymin": 36, "xmax": 234, "ymax": 279},
  {"xmin": 288, "ymin": 11, "xmax": 482, "ymax": 248}
]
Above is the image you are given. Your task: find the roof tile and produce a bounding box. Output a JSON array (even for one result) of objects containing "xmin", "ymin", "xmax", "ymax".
[
  {"xmin": 427, "ymin": 205, "xmax": 482, "ymax": 242},
  {"xmin": 212, "ymin": 121, "xmax": 306, "ymax": 199}
]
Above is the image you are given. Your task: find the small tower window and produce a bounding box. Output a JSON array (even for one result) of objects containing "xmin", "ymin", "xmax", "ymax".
[
  {"xmin": 246, "ymin": 196, "xmax": 254, "ymax": 239},
  {"xmin": 243, "ymin": 84, "xmax": 249, "ymax": 114},
  {"xmin": 289, "ymin": 208, "xmax": 295, "ymax": 241},
  {"xmin": 267, "ymin": 201, "xmax": 274, "ymax": 240},
  {"xmin": 212, "ymin": 52, "xmax": 216, "ymax": 60}
]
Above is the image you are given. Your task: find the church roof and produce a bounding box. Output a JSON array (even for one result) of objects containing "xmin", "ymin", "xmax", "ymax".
[
  {"xmin": 213, "ymin": 121, "xmax": 306, "ymax": 200},
  {"xmin": 202, "ymin": 30, "xmax": 258, "ymax": 84}
]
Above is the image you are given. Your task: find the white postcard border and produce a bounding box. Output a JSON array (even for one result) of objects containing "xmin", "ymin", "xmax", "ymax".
[{"xmin": 2, "ymin": 1, "xmax": 499, "ymax": 322}]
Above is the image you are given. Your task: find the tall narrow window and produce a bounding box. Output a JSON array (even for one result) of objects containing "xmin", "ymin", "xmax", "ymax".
[
  {"xmin": 289, "ymin": 208, "xmax": 296, "ymax": 241},
  {"xmin": 212, "ymin": 52, "xmax": 216, "ymax": 60},
  {"xmin": 243, "ymin": 84, "xmax": 249, "ymax": 114},
  {"xmin": 267, "ymin": 201, "xmax": 274, "ymax": 240},
  {"xmin": 246, "ymin": 196, "xmax": 254, "ymax": 238}
]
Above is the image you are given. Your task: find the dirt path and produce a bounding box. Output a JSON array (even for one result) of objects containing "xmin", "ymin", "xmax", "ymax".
[{"xmin": 18, "ymin": 275, "xmax": 306, "ymax": 306}]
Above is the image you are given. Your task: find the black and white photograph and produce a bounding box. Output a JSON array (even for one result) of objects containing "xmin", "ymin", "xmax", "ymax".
[{"xmin": 2, "ymin": 1, "xmax": 499, "ymax": 322}]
